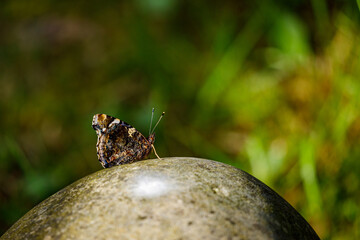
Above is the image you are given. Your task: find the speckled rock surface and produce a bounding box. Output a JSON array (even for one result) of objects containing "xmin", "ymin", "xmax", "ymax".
[{"xmin": 1, "ymin": 157, "xmax": 319, "ymax": 240}]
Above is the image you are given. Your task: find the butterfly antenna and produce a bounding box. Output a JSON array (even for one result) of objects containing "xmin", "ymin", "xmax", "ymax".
[
  {"xmin": 149, "ymin": 108, "xmax": 155, "ymax": 135},
  {"xmin": 150, "ymin": 111, "xmax": 165, "ymax": 135}
]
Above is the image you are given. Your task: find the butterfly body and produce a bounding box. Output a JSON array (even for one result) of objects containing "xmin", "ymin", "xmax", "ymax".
[{"xmin": 92, "ymin": 114, "xmax": 155, "ymax": 168}]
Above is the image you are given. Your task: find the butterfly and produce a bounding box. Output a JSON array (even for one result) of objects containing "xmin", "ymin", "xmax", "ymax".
[{"xmin": 92, "ymin": 109, "xmax": 164, "ymax": 168}]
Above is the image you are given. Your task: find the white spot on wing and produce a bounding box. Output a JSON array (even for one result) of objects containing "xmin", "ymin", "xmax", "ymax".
[
  {"xmin": 108, "ymin": 119, "xmax": 120, "ymax": 128},
  {"xmin": 128, "ymin": 128, "xmax": 136, "ymax": 137}
]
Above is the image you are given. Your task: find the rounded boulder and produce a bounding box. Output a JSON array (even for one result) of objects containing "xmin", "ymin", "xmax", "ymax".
[{"xmin": 1, "ymin": 157, "xmax": 319, "ymax": 240}]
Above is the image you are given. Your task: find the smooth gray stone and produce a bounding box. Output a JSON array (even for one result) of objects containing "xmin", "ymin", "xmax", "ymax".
[{"xmin": 1, "ymin": 157, "xmax": 319, "ymax": 240}]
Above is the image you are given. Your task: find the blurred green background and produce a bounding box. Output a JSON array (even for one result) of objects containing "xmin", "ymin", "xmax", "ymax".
[{"xmin": 0, "ymin": 0, "xmax": 359, "ymax": 239}]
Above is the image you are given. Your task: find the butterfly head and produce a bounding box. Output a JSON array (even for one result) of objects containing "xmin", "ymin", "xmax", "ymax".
[{"xmin": 148, "ymin": 133, "xmax": 155, "ymax": 145}]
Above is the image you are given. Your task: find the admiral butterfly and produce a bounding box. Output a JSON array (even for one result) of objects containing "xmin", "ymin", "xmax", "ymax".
[{"xmin": 92, "ymin": 109, "xmax": 164, "ymax": 168}]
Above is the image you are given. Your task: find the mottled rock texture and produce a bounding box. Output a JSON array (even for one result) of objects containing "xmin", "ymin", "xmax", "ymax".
[{"xmin": 1, "ymin": 157, "xmax": 319, "ymax": 240}]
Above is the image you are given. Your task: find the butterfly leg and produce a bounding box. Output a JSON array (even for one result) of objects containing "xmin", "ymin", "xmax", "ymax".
[{"xmin": 151, "ymin": 144, "xmax": 162, "ymax": 160}]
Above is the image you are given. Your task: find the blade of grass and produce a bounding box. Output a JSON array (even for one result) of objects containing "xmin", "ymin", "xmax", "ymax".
[
  {"xmin": 299, "ymin": 138, "xmax": 322, "ymax": 216},
  {"xmin": 194, "ymin": 7, "xmax": 267, "ymax": 122}
]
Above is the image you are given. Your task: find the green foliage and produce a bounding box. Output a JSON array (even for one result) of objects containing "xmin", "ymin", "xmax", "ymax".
[{"xmin": 0, "ymin": 1, "xmax": 359, "ymax": 239}]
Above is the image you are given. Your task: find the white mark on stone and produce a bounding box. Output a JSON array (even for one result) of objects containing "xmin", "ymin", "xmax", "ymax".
[
  {"xmin": 213, "ymin": 185, "xmax": 230, "ymax": 197},
  {"xmin": 131, "ymin": 174, "xmax": 172, "ymax": 198},
  {"xmin": 220, "ymin": 186, "xmax": 229, "ymax": 197}
]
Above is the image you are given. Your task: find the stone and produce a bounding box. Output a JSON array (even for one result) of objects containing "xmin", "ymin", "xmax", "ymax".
[{"xmin": 0, "ymin": 157, "xmax": 320, "ymax": 240}]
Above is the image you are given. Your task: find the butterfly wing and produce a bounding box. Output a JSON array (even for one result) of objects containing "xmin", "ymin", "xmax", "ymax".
[{"xmin": 93, "ymin": 114, "xmax": 153, "ymax": 168}]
